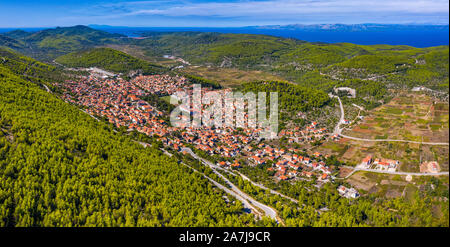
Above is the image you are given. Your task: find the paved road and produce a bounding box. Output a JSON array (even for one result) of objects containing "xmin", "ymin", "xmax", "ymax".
[
  {"xmin": 180, "ymin": 147, "xmax": 279, "ymax": 222},
  {"xmin": 332, "ymin": 96, "xmax": 449, "ymax": 178},
  {"xmin": 333, "ymin": 96, "xmax": 345, "ymax": 135},
  {"xmin": 179, "ymin": 161, "xmax": 261, "ymax": 216},
  {"xmin": 138, "ymin": 143, "xmax": 263, "ymax": 217},
  {"xmin": 42, "ymin": 83, "xmax": 104, "ymax": 124},
  {"xmin": 334, "ymin": 96, "xmax": 449, "ymax": 146},
  {"xmin": 43, "ymin": 84, "xmax": 52, "ymax": 93},
  {"xmin": 341, "ymin": 165, "xmax": 449, "ymax": 179},
  {"xmin": 237, "ymin": 172, "xmax": 300, "ymax": 204},
  {"xmin": 52, "ymin": 59, "xmax": 65, "ymax": 68},
  {"xmin": 340, "ymin": 134, "xmax": 449, "ymax": 146}
]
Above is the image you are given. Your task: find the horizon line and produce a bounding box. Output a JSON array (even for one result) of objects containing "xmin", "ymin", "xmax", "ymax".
[{"xmin": 1, "ymin": 22, "xmax": 449, "ymax": 29}]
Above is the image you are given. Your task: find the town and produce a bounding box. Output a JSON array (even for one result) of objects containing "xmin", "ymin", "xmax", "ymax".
[{"xmin": 58, "ymin": 72, "xmax": 360, "ymax": 198}]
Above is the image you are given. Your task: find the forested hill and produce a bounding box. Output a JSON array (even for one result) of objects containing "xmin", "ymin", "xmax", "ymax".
[
  {"xmin": 130, "ymin": 32, "xmax": 449, "ymax": 91},
  {"xmin": 239, "ymin": 81, "xmax": 331, "ymax": 113},
  {"xmin": 0, "ymin": 25, "xmax": 126, "ymax": 61},
  {"xmin": 55, "ymin": 48, "xmax": 166, "ymax": 75},
  {"xmin": 0, "ymin": 25, "xmax": 448, "ymax": 91},
  {"xmin": 0, "ymin": 47, "xmax": 61, "ymax": 83},
  {"xmin": 0, "ymin": 35, "xmax": 26, "ymax": 50},
  {"xmin": 0, "ymin": 51, "xmax": 255, "ymax": 226}
]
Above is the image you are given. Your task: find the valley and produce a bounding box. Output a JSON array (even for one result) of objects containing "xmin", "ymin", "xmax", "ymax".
[{"xmin": 0, "ymin": 25, "xmax": 449, "ymax": 227}]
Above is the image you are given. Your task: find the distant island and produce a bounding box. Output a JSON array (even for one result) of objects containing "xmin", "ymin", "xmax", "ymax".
[{"xmin": 89, "ymin": 23, "xmax": 450, "ymax": 47}]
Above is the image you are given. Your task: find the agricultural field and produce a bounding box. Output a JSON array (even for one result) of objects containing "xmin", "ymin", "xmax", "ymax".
[
  {"xmin": 345, "ymin": 171, "xmax": 449, "ymax": 200},
  {"xmin": 318, "ymin": 92, "xmax": 449, "ymax": 172},
  {"xmin": 343, "ymin": 92, "xmax": 449, "ymax": 143}
]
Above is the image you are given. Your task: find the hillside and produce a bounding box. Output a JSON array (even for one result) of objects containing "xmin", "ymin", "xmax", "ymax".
[
  {"xmin": 1, "ymin": 29, "xmax": 31, "ymax": 40},
  {"xmin": 128, "ymin": 31, "xmax": 448, "ymax": 92},
  {"xmin": 0, "ymin": 30, "xmax": 448, "ymax": 228},
  {"xmin": 55, "ymin": 48, "xmax": 166, "ymax": 76},
  {"xmin": 0, "ymin": 50, "xmax": 255, "ymax": 226},
  {"xmin": 0, "ymin": 35, "xmax": 26, "ymax": 50},
  {"xmin": 0, "ymin": 26, "xmax": 126, "ymax": 61},
  {"xmin": 239, "ymin": 81, "xmax": 331, "ymax": 113},
  {"xmin": 1, "ymin": 26, "xmax": 448, "ymax": 92},
  {"xmin": 0, "ymin": 47, "xmax": 81, "ymax": 91}
]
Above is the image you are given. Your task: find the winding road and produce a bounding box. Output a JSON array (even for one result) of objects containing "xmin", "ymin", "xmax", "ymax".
[
  {"xmin": 180, "ymin": 147, "xmax": 280, "ymax": 222},
  {"xmin": 139, "ymin": 143, "xmax": 267, "ymax": 219},
  {"xmin": 341, "ymin": 165, "xmax": 449, "ymax": 179},
  {"xmin": 334, "ymin": 96, "xmax": 449, "ymax": 146},
  {"xmin": 339, "ymin": 134, "xmax": 449, "ymax": 146},
  {"xmin": 333, "ymin": 95, "xmax": 449, "ymax": 178},
  {"xmin": 333, "ymin": 96, "xmax": 346, "ymax": 136},
  {"xmin": 237, "ymin": 172, "xmax": 300, "ymax": 204}
]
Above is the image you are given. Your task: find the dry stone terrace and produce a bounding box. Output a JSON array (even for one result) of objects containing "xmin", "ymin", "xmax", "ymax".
[{"xmin": 56, "ymin": 73, "xmax": 336, "ymax": 183}]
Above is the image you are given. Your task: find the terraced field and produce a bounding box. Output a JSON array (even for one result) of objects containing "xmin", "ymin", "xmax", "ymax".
[
  {"xmin": 343, "ymin": 93, "xmax": 449, "ymax": 143},
  {"xmin": 320, "ymin": 92, "xmax": 449, "ymax": 172}
]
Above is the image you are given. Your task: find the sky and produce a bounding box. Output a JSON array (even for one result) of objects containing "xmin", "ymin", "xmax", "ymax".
[{"xmin": 0, "ymin": 0, "xmax": 449, "ymax": 28}]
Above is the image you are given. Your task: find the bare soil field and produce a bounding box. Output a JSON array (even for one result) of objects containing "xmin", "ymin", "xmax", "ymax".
[
  {"xmin": 338, "ymin": 167, "xmax": 354, "ymax": 178},
  {"xmin": 328, "ymin": 92, "xmax": 449, "ymax": 172},
  {"xmin": 343, "ymin": 92, "xmax": 449, "ymax": 143},
  {"xmin": 347, "ymin": 172, "xmax": 416, "ymax": 199}
]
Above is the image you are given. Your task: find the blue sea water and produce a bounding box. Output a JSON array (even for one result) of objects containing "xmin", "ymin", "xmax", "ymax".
[
  {"xmin": 95, "ymin": 26, "xmax": 449, "ymax": 48},
  {"xmin": 1, "ymin": 26, "xmax": 448, "ymax": 48}
]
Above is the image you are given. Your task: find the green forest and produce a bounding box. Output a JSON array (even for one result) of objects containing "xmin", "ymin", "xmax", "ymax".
[
  {"xmin": 1, "ymin": 25, "xmax": 125, "ymax": 60},
  {"xmin": 55, "ymin": 48, "xmax": 166, "ymax": 75},
  {"xmin": 0, "ymin": 25, "xmax": 448, "ymax": 227},
  {"xmin": 239, "ymin": 80, "xmax": 332, "ymax": 112},
  {"xmin": 0, "ymin": 52, "xmax": 256, "ymax": 227},
  {"xmin": 226, "ymin": 165, "xmax": 449, "ymax": 227},
  {"xmin": 1, "ymin": 25, "xmax": 448, "ymax": 93}
]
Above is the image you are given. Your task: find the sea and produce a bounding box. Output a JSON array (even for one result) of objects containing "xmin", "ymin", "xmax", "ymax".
[{"xmin": 1, "ymin": 26, "xmax": 448, "ymax": 48}]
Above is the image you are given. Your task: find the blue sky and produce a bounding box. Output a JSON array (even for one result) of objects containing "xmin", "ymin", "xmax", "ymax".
[{"xmin": 1, "ymin": 0, "xmax": 449, "ymax": 27}]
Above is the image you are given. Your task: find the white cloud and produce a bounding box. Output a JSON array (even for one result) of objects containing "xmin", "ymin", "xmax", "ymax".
[
  {"xmin": 113, "ymin": 0, "xmax": 449, "ymax": 17},
  {"xmin": 65, "ymin": 0, "xmax": 448, "ymax": 25}
]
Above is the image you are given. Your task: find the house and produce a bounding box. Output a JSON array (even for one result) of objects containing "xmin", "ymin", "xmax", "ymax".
[
  {"xmin": 320, "ymin": 166, "xmax": 332, "ymax": 174},
  {"xmin": 338, "ymin": 185, "xmax": 360, "ymax": 199},
  {"xmin": 312, "ymin": 162, "xmax": 320, "ymax": 170},
  {"xmin": 231, "ymin": 163, "xmax": 241, "ymax": 168},
  {"xmin": 282, "ymin": 154, "xmax": 293, "ymax": 161},
  {"xmin": 290, "ymin": 164, "xmax": 300, "ymax": 170},
  {"xmin": 288, "ymin": 170, "xmax": 298, "ymax": 177},
  {"xmin": 347, "ymin": 188, "xmax": 360, "ymax": 198},
  {"xmin": 217, "ymin": 161, "xmax": 227, "ymax": 167},
  {"xmin": 429, "ymin": 161, "xmax": 439, "ymax": 173},
  {"xmin": 251, "ymin": 156, "xmax": 265, "ymax": 165},
  {"xmin": 331, "ymin": 134, "xmax": 339, "ymax": 140},
  {"xmin": 301, "ymin": 171, "xmax": 313, "ymax": 178},
  {"xmin": 338, "ymin": 185, "xmax": 347, "ymax": 195},
  {"xmin": 129, "ymin": 94, "xmax": 139, "ymax": 101},
  {"xmin": 361, "ymin": 155, "xmax": 372, "ymax": 166}
]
